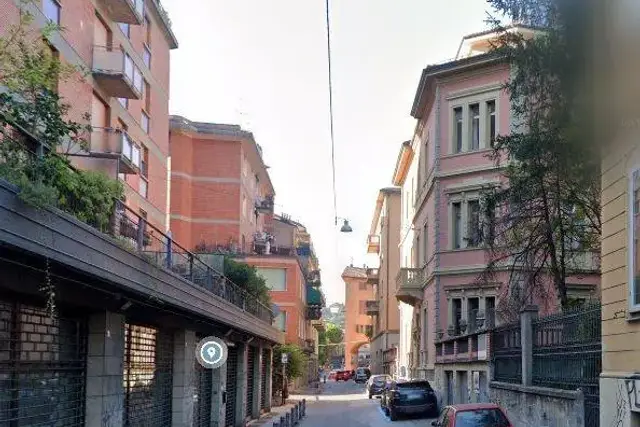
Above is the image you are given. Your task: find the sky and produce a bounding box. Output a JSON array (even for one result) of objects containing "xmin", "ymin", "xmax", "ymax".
[{"xmin": 162, "ymin": 0, "xmax": 491, "ymax": 304}]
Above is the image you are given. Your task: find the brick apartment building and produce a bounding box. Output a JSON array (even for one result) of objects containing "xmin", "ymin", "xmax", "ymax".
[
  {"xmin": 168, "ymin": 115, "xmax": 275, "ymax": 252},
  {"xmin": 168, "ymin": 117, "xmax": 324, "ymax": 383},
  {"xmin": 1, "ymin": 0, "xmax": 178, "ymax": 231}
]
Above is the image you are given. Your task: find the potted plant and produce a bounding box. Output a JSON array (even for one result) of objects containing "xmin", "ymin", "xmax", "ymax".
[{"xmin": 475, "ymin": 310, "xmax": 486, "ymax": 329}]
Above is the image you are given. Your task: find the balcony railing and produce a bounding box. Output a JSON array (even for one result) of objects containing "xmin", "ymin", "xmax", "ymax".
[
  {"xmin": 306, "ymin": 306, "xmax": 322, "ymax": 321},
  {"xmin": 111, "ymin": 200, "xmax": 273, "ymax": 324},
  {"xmin": 366, "ymin": 268, "xmax": 379, "ymax": 284},
  {"xmin": 395, "ymin": 267, "xmax": 424, "ymax": 306},
  {"xmin": 365, "ymin": 300, "xmax": 379, "ymax": 315},
  {"xmin": 92, "ymin": 46, "xmax": 142, "ymax": 99},
  {"xmin": 255, "ymin": 194, "xmax": 274, "ymax": 214},
  {"xmin": 306, "ymin": 284, "xmax": 324, "ymax": 306},
  {"xmin": 71, "ymin": 127, "xmax": 141, "ymax": 175},
  {"xmin": 367, "ymin": 234, "xmax": 381, "ymax": 253},
  {"xmin": 96, "ymin": 0, "xmax": 144, "ymax": 24}
]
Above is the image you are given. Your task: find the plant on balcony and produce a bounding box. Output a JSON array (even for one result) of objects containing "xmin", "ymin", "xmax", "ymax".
[
  {"xmin": 477, "ymin": 0, "xmax": 601, "ymax": 313},
  {"xmin": 447, "ymin": 325, "xmax": 456, "ymax": 337},
  {"xmin": 459, "ymin": 319, "xmax": 468, "ymax": 334},
  {"xmin": 222, "ymin": 257, "xmax": 271, "ymax": 306}
]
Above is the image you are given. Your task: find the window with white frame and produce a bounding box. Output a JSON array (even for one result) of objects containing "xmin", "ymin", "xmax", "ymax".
[
  {"xmin": 453, "ymin": 107, "xmax": 463, "ymax": 153},
  {"xmin": 43, "ymin": 0, "xmax": 60, "ymax": 24},
  {"xmin": 630, "ymin": 167, "xmax": 640, "ymax": 310},
  {"xmin": 451, "ymin": 96, "xmax": 498, "ymax": 154},
  {"xmin": 452, "ymin": 202, "xmax": 462, "ymax": 249},
  {"xmin": 467, "ymin": 200, "xmax": 482, "ymax": 247},
  {"xmin": 256, "ymin": 267, "xmax": 286, "ymax": 291}
]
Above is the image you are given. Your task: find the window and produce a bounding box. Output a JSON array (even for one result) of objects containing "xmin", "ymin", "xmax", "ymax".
[
  {"xmin": 133, "ymin": 67, "xmax": 143, "ymax": 94},
  {"xmin": 629, "ymin": 167, "xmax": 640, "ymax": 310},
  {"xmin": 487, "ymin": 100, "xmax": 497, "ymax": 146},
  {"xmin": 43, "ymin": 0, "xmax": 60, "ymax": 24},
  {"xmin": 359, "ymin": 301, "xmax": 368, "ymax": 315},
  {"xmin": 143, "ymin": 45, "xmax": 151, "ymax": 69},
  {"xmin": 141, "ymin": 111, "xmax": 150, "ymax": 134},
  {"xmin": 467, "ymin": 200, "xmax": 481, "ymax": 247},
  {"xmin": 139, "ymin": 177, "xmax": 148, "ymax": 198},
  {"xmin": 124, "ymin": 54, "xmax": 134, "ymax": 81},
  {"xmin": 141, "ymin": 146, "xmax": 148, "ymax": 178},
  {"xmin": 486, "ymin": 199, "xmax": 496, "ymax": 245},
  {"xmin": 453, "ymin": 107, "xmax": 463, "ymax": 153},
  {"xmin": 452, "ymin": 202, "xmax": 462, "ymax": 249},
  {"xmin": 423, "ymin": 222, "xmax": 428, "ymax": 264},
  {"xmin": 470, "ymin": 103, "xmax": 480, "ymax": 150},
  {"xmin": 118, "ymin": 98, "xmax": 129, "ymax": 109},
  {"xmin": 256, "ymin": 267, "xmax": 286, "ymax": 291},
  {"xmin": 119, "ymin": 23, "xmax": 130, "ymax": 38},
  {"xmin": 273, "ymin": 311, "xmax": 287, "ymax": 332}
]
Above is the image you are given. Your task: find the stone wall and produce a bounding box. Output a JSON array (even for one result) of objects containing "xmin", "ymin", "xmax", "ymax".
[{"xmin": 490, "ymin": 381, "xmax": 584, "ymax": 427}]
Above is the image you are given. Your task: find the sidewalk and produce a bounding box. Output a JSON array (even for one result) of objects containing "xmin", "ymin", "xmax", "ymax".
[{"xmin": 246, "ymin": 399, "xmax": 307, "ymax": 426}]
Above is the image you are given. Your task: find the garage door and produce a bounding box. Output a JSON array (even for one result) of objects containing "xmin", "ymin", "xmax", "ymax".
[
  {"xmin": 246, "ymin": 346, "xmax": 256, "ymax": 418},
  {"xmin": 260, "ymin": 348, "xmax": 268, "ymax": 410},
  {"xmin": 225, "ymin": 346, "xmax": 238, "ymax": 427}
]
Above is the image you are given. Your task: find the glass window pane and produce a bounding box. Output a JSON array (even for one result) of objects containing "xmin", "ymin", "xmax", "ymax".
[
  {"xmin": 453, "ymin": 202, "xmax": 462, "ymax": 249},
  {"xmin": 470, "ymin": 104, "xmax": 480, "ymax": 150},
  {"xmin": 454, "ymin": 108, "xmax": 463, "ymax": 153},
  {"xmin": 119, "ymin": 23, "xmax": 130, "ymax": 37},
  {"xmin": 256, "ymin": 268, "xmax": 286, "ymax": 291},
  {"xmin": 43, "ymin": 0, "xmax": 60, "ymax": 24},
  {"xmin": 143, "ymin": 47, "xmax": 151, "ymax": 68},
  {"xmin": 141, "ymin": 112, "xmax": 149, "ymax": 134}
]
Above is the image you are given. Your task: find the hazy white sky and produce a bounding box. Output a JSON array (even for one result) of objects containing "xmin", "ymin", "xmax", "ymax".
[{"xmin": 163, "ymin": 0, "xmax": 490, "ymax": 304}]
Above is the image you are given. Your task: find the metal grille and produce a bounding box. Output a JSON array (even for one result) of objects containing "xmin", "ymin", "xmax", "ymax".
[
  {"xmin": 260, "ymin": 349, "xmax": 268, "ymax": 410},
  {"xmin": 193, "ymin": 358, "xmax": 213, "ymax": 427},
  {"xmin": 491, "ymin": 321, "xmax": 522, "ymax": 384},
  {"xmin": 225, "ymin": 346, "xmax": 238, "ymax": 427},
  {"xmin": 246, "ymin": 346, "xmax": 256, "ymax": 418},
  {"xmin": 124, "ymin": 323, "xmax": 174, "ymax": 427},
  {"xmin": 0, "ymin": 301, "xmax": 87, "ymax": 426},
  {"xmin": 532, "ymin": 303, "xmax": 601, "ymax": 427}
]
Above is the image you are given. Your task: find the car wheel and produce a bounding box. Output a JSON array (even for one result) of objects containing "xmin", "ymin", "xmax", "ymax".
[{"xmin": 389, "ymin": 408, "xmax": 398, "ymax": 421}]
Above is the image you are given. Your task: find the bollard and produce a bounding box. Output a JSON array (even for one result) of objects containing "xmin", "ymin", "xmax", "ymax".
[
  {"xmin": 290, "ymin": 407, "xmax": 296, "ymax": 425},
  {"xmin": 280, "ymin": 415, "xmax": 286, "ymax": 427},
  {"xmin": 302, "ymin": 399, "xmax": 306, "ymax": 417},
  {"xmin": 285, "ymin": 413, "xmax": 290, "ymax": 427},
  {"xmin": 295, "ymin": 404, "xmax": 299, "ymax": 421}
]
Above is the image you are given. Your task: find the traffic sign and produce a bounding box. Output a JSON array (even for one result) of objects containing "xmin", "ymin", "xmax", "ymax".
[
  {"xmin": 281, "ymin": 353, "xmax": 288, "ymax": 364},
  {"xmin": 195, "ymin": 336, "xmax": 228, "ymax": 369}
]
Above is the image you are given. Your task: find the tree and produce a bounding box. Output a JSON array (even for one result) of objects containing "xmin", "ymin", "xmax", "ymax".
[
  {"xmin": 272, "ymin": 344, "xmax": 308, "ymax": 399},
  {"xmin": 223, "ymin": 257, "xmax": 271, "ymax": 306},
  {"xmin": 479, "ymin": 0, "xmax": 600, "ymax": 316},
  {"xmin": 318, "ymin": 322, "xmax": 343, "ymax": 366}
]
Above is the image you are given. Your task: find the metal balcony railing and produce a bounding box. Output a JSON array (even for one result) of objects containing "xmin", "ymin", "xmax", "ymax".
[
  {"xmin": 92, "ymin": 46, "xmax": 142, "ymax": 99},
  {"xmin": 365, "ymin": 300, "xmax": 379, "ymax": 315}
]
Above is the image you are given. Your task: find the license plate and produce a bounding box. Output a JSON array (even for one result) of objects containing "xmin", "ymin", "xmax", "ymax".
[{"xmin": 408, "ymin": 392, "xmax": 423, "ymax": 400}]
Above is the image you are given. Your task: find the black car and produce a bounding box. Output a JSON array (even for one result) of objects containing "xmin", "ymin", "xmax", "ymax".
[
  {"xmin": 380, "ymin": 379, "xmax": 439, "ymax": 421},
  {"xmin": 366, "ymin": 374, "xmax": 391, "ymax": 398}
]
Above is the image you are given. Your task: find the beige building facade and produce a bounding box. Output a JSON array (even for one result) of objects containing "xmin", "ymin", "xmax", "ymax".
[
  {"xmin": 366, "ymin": 188, "xmax": 402, "ymax": 375},
  {"xmin": 342, "ymin": 266, "xmax": 375, "ymax": 371},
  {"xmin": 597, "ymin": 2, "xmax": 640, "ymax": 425}
]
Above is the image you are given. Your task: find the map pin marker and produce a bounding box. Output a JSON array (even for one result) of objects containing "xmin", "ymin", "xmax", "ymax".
[{"xmin": 206, "ymin": 345, "xmax": 217, "ymax": 361}]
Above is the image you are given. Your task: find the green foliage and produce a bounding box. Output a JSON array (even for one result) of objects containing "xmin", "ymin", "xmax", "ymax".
[
  {"xmin": 223, "ymin": 257, "xmax": 271, "ymax": 306},
  {"xmin": 325, "ymin": 322, "xmax": 344, "ymax": 344},
  {"xmin": 479, "ymin": 0, "xmax": 600, "ymax": 313},
  {"xmin": 273, "ymin": 344, "xmax": 308, "ymax": 384},
  {"xmin": 318, "ymin": 322, "xmax": 343, "ymax": 366}
]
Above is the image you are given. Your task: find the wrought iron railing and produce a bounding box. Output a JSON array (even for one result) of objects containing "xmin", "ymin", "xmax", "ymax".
[
  {"xmin": 111, "ymin": 200, "xmax": 273, "ymax": 323},
  {"xmin": 491, "ymin": 321, "xmax": 522, "ymax": 384}
]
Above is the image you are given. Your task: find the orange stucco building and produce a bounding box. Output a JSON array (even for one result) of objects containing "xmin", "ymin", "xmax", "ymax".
[{"xmin": 342, "ymin": 266, "xmax": 376, "ymax": 371}]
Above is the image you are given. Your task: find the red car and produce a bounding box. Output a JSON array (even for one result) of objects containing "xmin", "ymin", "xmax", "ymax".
[
  {"xmin": 431, "ymin": 403, "xmax": 513, "ymax": 427},
  {"xmin": 335, "ymin": 370, "xmax": 352, "ymax": 381}
]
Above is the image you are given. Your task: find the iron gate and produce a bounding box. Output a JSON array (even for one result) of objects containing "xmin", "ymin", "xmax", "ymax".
[
  {"xmin": 0, "ymin": 300, "xmax": 88, "ymax": 426},
  {"xmin": 225, "ymin": 346, "xmax": 238, "ymax": 427},
  {"xmin": 260, "ymin": 348, "xmax": 268, "ymax": 411},
  {"xmin": 246, "ymin": 346, "xmax": 256, "ymax": 418},
  {"xmin": 193, "ymin": 338, "xmax": 213, "ymax": 427},
  {"xmin": 124, "ymin": 323, "xmax": 174, "ymax": 427}
]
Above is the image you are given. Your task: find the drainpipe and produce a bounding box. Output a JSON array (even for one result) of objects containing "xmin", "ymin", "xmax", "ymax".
[{"xmin": 385, "ymin": 207, "xmax": 391, "ymax": 354}]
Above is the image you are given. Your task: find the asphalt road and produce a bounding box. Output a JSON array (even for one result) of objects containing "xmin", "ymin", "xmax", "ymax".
[{"xmin": 292, "ymin": 379, "xmax": 438, "ymax": 427}]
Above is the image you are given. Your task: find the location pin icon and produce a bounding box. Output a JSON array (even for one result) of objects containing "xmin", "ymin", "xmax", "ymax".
[{"xmin": 207, "ymin": 346, "xmax": 216, "ymax": 361}]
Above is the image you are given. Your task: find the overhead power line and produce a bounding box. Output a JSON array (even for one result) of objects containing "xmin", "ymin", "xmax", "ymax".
[{"xmin": 325, "ymin": 0, "xmax": 338, "ymax": 226}]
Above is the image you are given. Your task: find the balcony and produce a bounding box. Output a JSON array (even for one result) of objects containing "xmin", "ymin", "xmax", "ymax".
[
  {"xmin": 367, "ymin": 234, "xmax": 380, "ymax": 253},
  {"xmin": 311, "ymin": 319, "xmax": 325, "ymax": 332},
  {"xmin": 306, "ymin": 284, "xmax": 324, "ymax": 306},
  {"xmin": 302, "ymin": 339, "xmax": 315, "ymax": 354},
  {"xmin": 255, "ymin": 194, "xmax": 275, "ymax": 214},
  {"xmin": 306, "ymin": 306, "xmax": 322, "ymax": 321},
  {"xmin": 366, "ymin": 268, "xmax": 379, "ymax": 284},
  {"xmin": 96, "ymin": 0, "xmax": 144, "ymax": 24},
  {"xmin": 82, "ymin": 128, "xmax": 140, "ymax": 175},
  {"xmin": 365, "ymin": 300, "xmax": 379, "ymax": 316},
  {"xmin": 92, "ymin": 46, "xmax": 142, "ymax": 99},
  {"xmin": 395, "ymin": 268, "xmax": 424, "ymax": 306}
]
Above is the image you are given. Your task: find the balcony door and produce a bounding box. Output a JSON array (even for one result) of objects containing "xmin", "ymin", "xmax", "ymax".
[{"xmin": 93, "ymin": 13, "xmax": 112, "ymax": 49}]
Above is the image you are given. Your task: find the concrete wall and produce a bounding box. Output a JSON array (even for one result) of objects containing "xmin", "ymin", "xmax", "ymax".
[{"xmin": 490, "ymin": 382, "xmax": 584, "ymax": 427}]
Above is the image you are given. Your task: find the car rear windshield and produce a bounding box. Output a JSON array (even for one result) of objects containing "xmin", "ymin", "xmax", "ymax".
[
  {"xmin": 396, "ymin": 381, "xmax": 432, "ymax": 390},
  {"xmin": 373, "ymin": 376, "xmax": 389, "ymax": 384},
  {"xmin": 455, "ymin": 409, "xmax": 510, "ymax": 427}
]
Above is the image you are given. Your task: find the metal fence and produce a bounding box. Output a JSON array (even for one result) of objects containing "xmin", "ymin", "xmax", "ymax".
[
  {"xmin": 0, "ymin": 300, "xmax": 88, "ymax": 426},
  {"xmin": 532, "ymin": 303, "xmax": 601, "ymax": 427},
  {"xmin": 111, "ymin": 200, "xmax": 273, "ymax": 324},
  {"xmin": 491, "ymin": 321, "xmax": 522, "ymax": 384}
]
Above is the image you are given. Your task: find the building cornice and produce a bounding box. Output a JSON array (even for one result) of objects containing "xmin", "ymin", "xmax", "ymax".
[{"xmin": 391, "ymin": 141, "xmax": 414, "ymax": 186}]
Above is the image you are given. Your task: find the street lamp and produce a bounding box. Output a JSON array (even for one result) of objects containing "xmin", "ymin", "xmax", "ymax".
[{"xmin": 335, "ymin": 217, "xmax": 353, "ymax": 233}]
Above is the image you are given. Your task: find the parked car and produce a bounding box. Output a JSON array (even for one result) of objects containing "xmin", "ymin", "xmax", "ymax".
[
  {"xmin": 381, "ymin": 379, "xmax": 439, "ymax": 421},
  {"xmin": 335, "ymin": 370, "xmax": 351, "ymax": 381},
  {"xmin": 328, "ymin": 371, "xmax": 337, "ymax": 380},
  {"xmin": 354, "ymin": 367, "xmax": 371, "ymax": 383},
  {"xmin": 366, "ymin": 374, "xmax": 391, "ymax": 398},
  {"xmin": 431, "ymin": 403, "xmax": 512, "ymax": 427}
]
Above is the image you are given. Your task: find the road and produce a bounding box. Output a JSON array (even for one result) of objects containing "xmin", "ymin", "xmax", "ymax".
[{"xmin": 292, "ymin": 379, "xmax": 438, "ymax": 427}]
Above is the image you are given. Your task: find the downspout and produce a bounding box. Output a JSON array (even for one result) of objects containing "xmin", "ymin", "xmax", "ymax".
[{"xmin": 386, "ymin": 202, "xmax": 391, "ymax": 354}]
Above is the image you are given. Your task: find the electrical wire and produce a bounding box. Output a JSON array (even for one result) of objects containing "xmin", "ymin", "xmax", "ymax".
[{"xmin": 325, "ymin": 0, "xmax": 338, "ymax": 226}]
